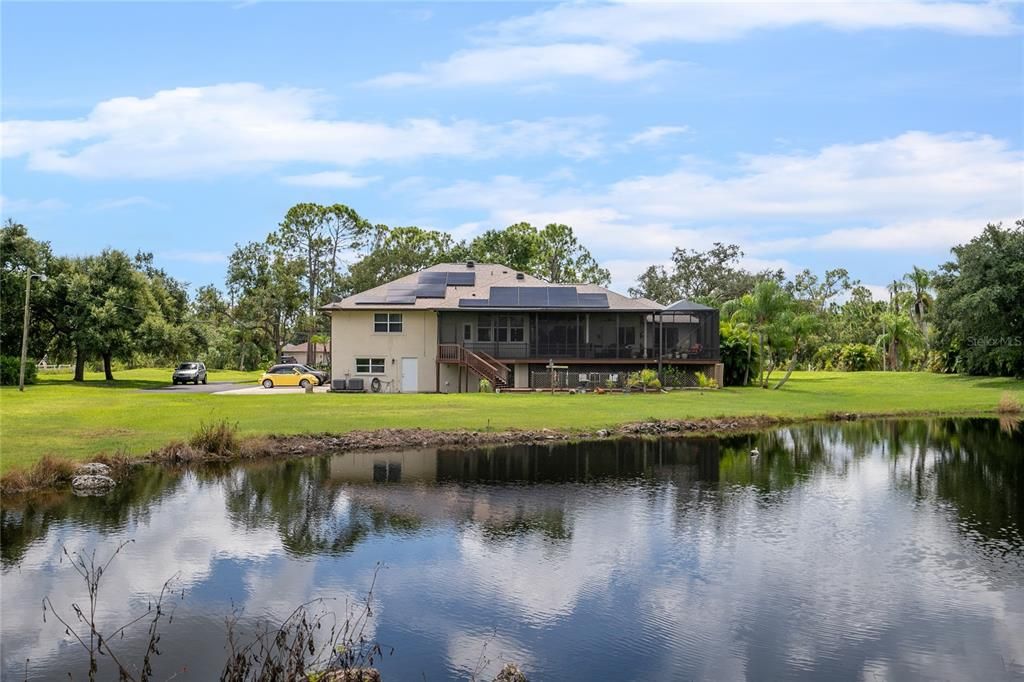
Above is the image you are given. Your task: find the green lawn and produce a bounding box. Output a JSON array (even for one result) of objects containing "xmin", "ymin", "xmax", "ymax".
[{"xmin": 1, "ymin": 368, "xmax": 1021, "ymax": 472}]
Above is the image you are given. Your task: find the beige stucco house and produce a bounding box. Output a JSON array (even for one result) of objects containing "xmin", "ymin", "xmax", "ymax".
[{"xmin": 322, "ymin": 261, "xmax": 722, "ymax": 393}]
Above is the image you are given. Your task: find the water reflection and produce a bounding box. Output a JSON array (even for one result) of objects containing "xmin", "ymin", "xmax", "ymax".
[{"xmin": 2, "ymin": 418, "xmax": 1022, "ymax": 680}]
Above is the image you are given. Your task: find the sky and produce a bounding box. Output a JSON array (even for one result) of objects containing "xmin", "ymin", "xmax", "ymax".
[{"xmin": 2, "ymin": 1, "xmax": 1022, "ymax": 297}]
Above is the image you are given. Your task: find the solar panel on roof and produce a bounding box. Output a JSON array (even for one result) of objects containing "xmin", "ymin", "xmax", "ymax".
[
  {"xmin": 384, "ymin": 293, "xmax": 417, "ymax": 304},
  {"xmin": 418, "ymin": 272, "xmax": 449, "ymax": 284},
  {"xmin": 489, "ymin": 287, "xmax": 519, "ymax": 306},
  {"xmin": 577, "ymin": 293, "xmax": 610, "ymax": 308},
  {"xmin": 547, "ymin": 287, "xmax": 579, "ymax": 306},
  {"xmin": 518, "ymin": 287, "xmax": 549, "ymax": 307},
  {"xmin": 459, "ymin": 298, "xmax": 489, "ymax": 307},
  {"xmin": 413, "ymin": 282, "xmax": 447, "ymax": 298},
  {"xmin": 446, "ymin": 272, "xmax": 476, "ymax": 286}
]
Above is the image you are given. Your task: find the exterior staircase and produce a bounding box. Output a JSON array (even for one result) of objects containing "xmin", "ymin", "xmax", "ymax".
[{"xmin": 438, "ymin": 344, "xmax": 510, "ymax": 387}]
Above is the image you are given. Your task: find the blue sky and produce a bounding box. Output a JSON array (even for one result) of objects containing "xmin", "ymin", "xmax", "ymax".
[{"xmin": 2, "ymin": 1, "xmax": 1022, "ymax": 296}]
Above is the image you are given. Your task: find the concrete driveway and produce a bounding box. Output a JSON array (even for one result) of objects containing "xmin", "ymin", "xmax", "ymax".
[
  {"xmin": 142, "ymin": 381, "xmax": 256, "ymax": 394},
  {"xmin": 213, "ymin": 385, "xmax": 331, "ymax": 396}
]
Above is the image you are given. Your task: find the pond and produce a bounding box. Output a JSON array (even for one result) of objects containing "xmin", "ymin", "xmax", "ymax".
[{"xmin": 2, "ymin": 418, "xmax": 1022, "ymax": 680}]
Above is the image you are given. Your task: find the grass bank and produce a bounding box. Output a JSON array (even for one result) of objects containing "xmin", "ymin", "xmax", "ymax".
[{"xmin": 1, "ymin": 368, "xmax": 1021, "ymax": 473}]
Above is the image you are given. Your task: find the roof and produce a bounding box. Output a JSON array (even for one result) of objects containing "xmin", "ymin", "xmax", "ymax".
[
  {"xmin": 281, "ymin": 342, "xmax": 330, "ymax": 352},
  {"xmin": 323, "ymin": 262, "xmax": 663, "ymax": 313},
  {"xmin": 664, "ymin": 299, "xmax": 716, "ymax": 312}
]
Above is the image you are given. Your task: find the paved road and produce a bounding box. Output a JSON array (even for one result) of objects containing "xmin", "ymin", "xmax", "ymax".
[{"xmin": 141, "ymin": 381, "xmax": 255, "ymax": 394}]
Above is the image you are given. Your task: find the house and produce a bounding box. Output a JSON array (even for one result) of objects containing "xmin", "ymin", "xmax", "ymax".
[
  {"xmin": 322, "ymin": 261, "xmax": 722, "ymax": 393},
  {"xmin": 279, "ymin": 341, "xmax": 330, "ymax": 367}
]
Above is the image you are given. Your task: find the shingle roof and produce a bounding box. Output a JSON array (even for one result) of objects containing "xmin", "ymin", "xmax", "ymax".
[
  {"xmin": 322, "ymin": 262, "xmax": 663, "ymax": 312},
  {"xmin": 664, "ymin": 299, "xmax": 716, "ymax": 311}
]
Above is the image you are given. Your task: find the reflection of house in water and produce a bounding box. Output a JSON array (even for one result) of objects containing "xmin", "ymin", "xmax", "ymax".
[
  {"xmin": 329, "ymin": 438, "xmax": 722, "ymax": 486},
  {"xmin": 329, "ymin": 449, "xmax": 439, "ymax": 483},
  {"xmin": 326, "ymin": 439, "xmax": 724, "ymax": 543}
]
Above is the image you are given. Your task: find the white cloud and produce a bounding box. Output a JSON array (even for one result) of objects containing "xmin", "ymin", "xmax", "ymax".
[
  {"xmin": 0, "ymin": 194, "xmax": 68, "ymax": 214},
  {"xmin": 370, "ymin": 2, "xmax": 1018, "ymax": 87},
  {"xmin": 365, "ymin": 43, "xmax": 669, "ymax": 87},
  {"xmin": 753, "ymin": 217, "xmax": 1011, "ymax": 254},
  {"xmin": 0, "ymin": 83, "xmax": 606, "ymax": 179},
  {"xmin": 627, "ymin": 125, "xmax": 690, "ymax": 145},
  {"xmin": 412, "ymin": 131, "xmax": 1022, "ymax": 289},
  {"xmin": 491, "ymin": 1, "xmax": 1018, "ymax": 45},
  {"xmin": 279, "ymin": 171, "xmax": 380, "ymax": 188}
]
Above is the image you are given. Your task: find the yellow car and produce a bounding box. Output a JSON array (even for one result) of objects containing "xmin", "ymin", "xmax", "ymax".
[{"xmin": 260, "ymin": 364, "xmax": 320, "ymax": 389}]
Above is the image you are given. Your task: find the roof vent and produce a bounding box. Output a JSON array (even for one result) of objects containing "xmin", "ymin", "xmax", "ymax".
[
  {"xmin": 515, "ymin": 272, "xmax": 525, "ymax": 280},
  {"xmin": 466, "ymin": 260, "xmax": 475, "ymax": 268}
]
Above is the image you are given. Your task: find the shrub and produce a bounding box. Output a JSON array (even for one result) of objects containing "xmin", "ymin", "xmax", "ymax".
[
  {"xmin": 838, "ymin": 344, "xmax": 880, "ymax": 372},
  {"xmin": 696, "ymin": 371, "xmax": 718, "ymax": 390},
  {"xmin": 661, "ymin": 366, "xmax": 684, "ymax": 388},
  {"xmin": 0, "ymin": 355, "xmax": 37, "ymax": 385},
  {"xmin": 479, "ymin": 378, "xmax": 493, "ymax": 392},
  {"xmin": 626, "ymin": 368, "xmax": 661, "ymax": 392},
  {"xmin": 719, "ymin": 323, "xmax": 758, "ymax": 386},
  {"xmin": 997, "ymin": 392, "xmax": 1022, "ymax": 414},
  {"xmin": 189, "ymin": 420, "xmax": 239, "ymax": 457}
]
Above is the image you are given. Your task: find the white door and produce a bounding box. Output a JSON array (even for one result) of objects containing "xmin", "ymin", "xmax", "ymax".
[{"xmin": 401, "ymin": 357, "xmax": 418, "ymax": 393}]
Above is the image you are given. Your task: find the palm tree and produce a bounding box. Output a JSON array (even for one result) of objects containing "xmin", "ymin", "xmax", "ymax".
[
  {"xmin": 722, "ymin": 295, "xmax": 755, "ymax": 385},
  {"xmin": 876, "ymin": 310, "xmax": 922, "ymax": 371},
  {"xmin": 887, "ymin": 279, "xmax": 908, "ymax": 313},
  {"xmin": 773, "ymin": 312, "xmax": 821, "ymax": 390},
  {"xmin": 902, "ymin": 266, "xmax": 934, "ymax": 336},
  {"xmin": 723, "ymin": 281, "xmax": 792, "ymax": 387}
]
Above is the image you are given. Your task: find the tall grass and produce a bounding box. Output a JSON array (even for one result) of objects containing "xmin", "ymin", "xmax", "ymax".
[{"xmin": 997, "ymin": 391, "xmax": 1022, "ymax": 414}]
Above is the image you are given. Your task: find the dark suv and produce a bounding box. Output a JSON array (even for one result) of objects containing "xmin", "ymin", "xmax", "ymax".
[{"xmin": 172, "ymin": 362, "xmax": 207, "ymax": 385}]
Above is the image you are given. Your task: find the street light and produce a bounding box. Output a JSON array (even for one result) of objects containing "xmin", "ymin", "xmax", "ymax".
[{"xmin": 19, "ymin": 270, "xmax": 48, "ymax": 392}]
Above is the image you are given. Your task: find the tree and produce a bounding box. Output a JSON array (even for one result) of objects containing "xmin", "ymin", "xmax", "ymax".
[
  {"xmin": 629, "ymin": 242, "xmax": 783, "ymax": 305},
  {"xmin": 467, "ymin": 222, "xmax": 541, "ymax": 273},
  {"xmin": 346, "ymin": 225, "xmax": 468, "ymax": 294},
  {"xmin": 466, "ymin": 222, "xmax": 609, "ymax": 285},
  {"xmin": 274, "ymin": 203, "xmax": 367, "ymax": 366},
  {"xmin": 323, "ymin": 204, "xmax": 372, "ymax": 298},
  {"xmin": 903, "ymin": 266, "xmax": 935, "ymax": 336},
  {"xmin": 933, "ymin": 220, "xmax": 1024, "ymax": 377},
  {"xmin": 534, "ymin": 223, "xmax": 610, "ymax": 285},
  {"xmin": 82, "ymin": 250, "xmax": 149, "ymax": 380},
  {"xmin": 722, "ymin": 280, "xmax": 792, "ymax": 387},
  {"xmin": 0, "ymin": 219, "xmax": 53, "ymax": 357},
  {"xmin": 876, "ymin": 310, "xmax": 923, "ymax": 372},
  {"xmin": 225, "ymin": 241, "xmax": 305, "ymax": 367},
  {"xmin": 788, "ymin": 268, "xmax": 857, "ymax": 313},
  {"xmin": 772, "ymin": 312, "xmax": 821, "ymax": 390}
]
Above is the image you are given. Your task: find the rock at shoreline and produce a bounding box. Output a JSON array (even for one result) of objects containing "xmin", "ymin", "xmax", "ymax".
[
  {"xmin": 494, "ymin": 663, "xmax": 528, "ymax": 682},
  {"xmin": 75, "ymin": 462, "xmax": 111, "ymax": 476},
  {"xmin": 71, "ymin": 474, "xmax": 116, "ymax": 495}
]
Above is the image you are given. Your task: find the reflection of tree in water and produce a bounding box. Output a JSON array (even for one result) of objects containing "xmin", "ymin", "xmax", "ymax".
[
  {"xmin": 222, "ymin": 457, "xmax": 424, "ymax": 557},
  {"xmin": 716, "ymin": 418, "xmax": 1022, "ymax": 550},
  {"xmin": 1, "ymin": 466, "xmax": 185, "ymax": 567}
]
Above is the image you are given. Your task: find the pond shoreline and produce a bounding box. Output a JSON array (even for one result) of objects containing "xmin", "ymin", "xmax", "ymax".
[{"xmin": 0, "ymin": 409, "xmax": 1004, "ymax": 498}]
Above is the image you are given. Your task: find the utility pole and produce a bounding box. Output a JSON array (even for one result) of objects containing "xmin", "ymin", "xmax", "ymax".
[{"xmin": 19, "ymin": 271, "xmax": 47, "ymax": 391}]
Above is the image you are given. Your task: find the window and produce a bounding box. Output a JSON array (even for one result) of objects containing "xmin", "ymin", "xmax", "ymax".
[
  {"xmin": 479, "ymin": 314, "xmax": 524, "ymax": 343},
  {"xmin": 509, "ymin": 316, "xmax": 525, "ymax": 343},
  {"xmin": 356, "ymin": 358, "xmax": 386, "ymax": 374},
  {"xmin": 374, "ymin": 313, "xmax": 403, "ymax": 333},
  {"xmin": 463, "ymin": 324, "xmax": 472, "ymax": 341},
  {"xmin": 477, "ymin": 314, "xmax": 492, "ymax": 342}
]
